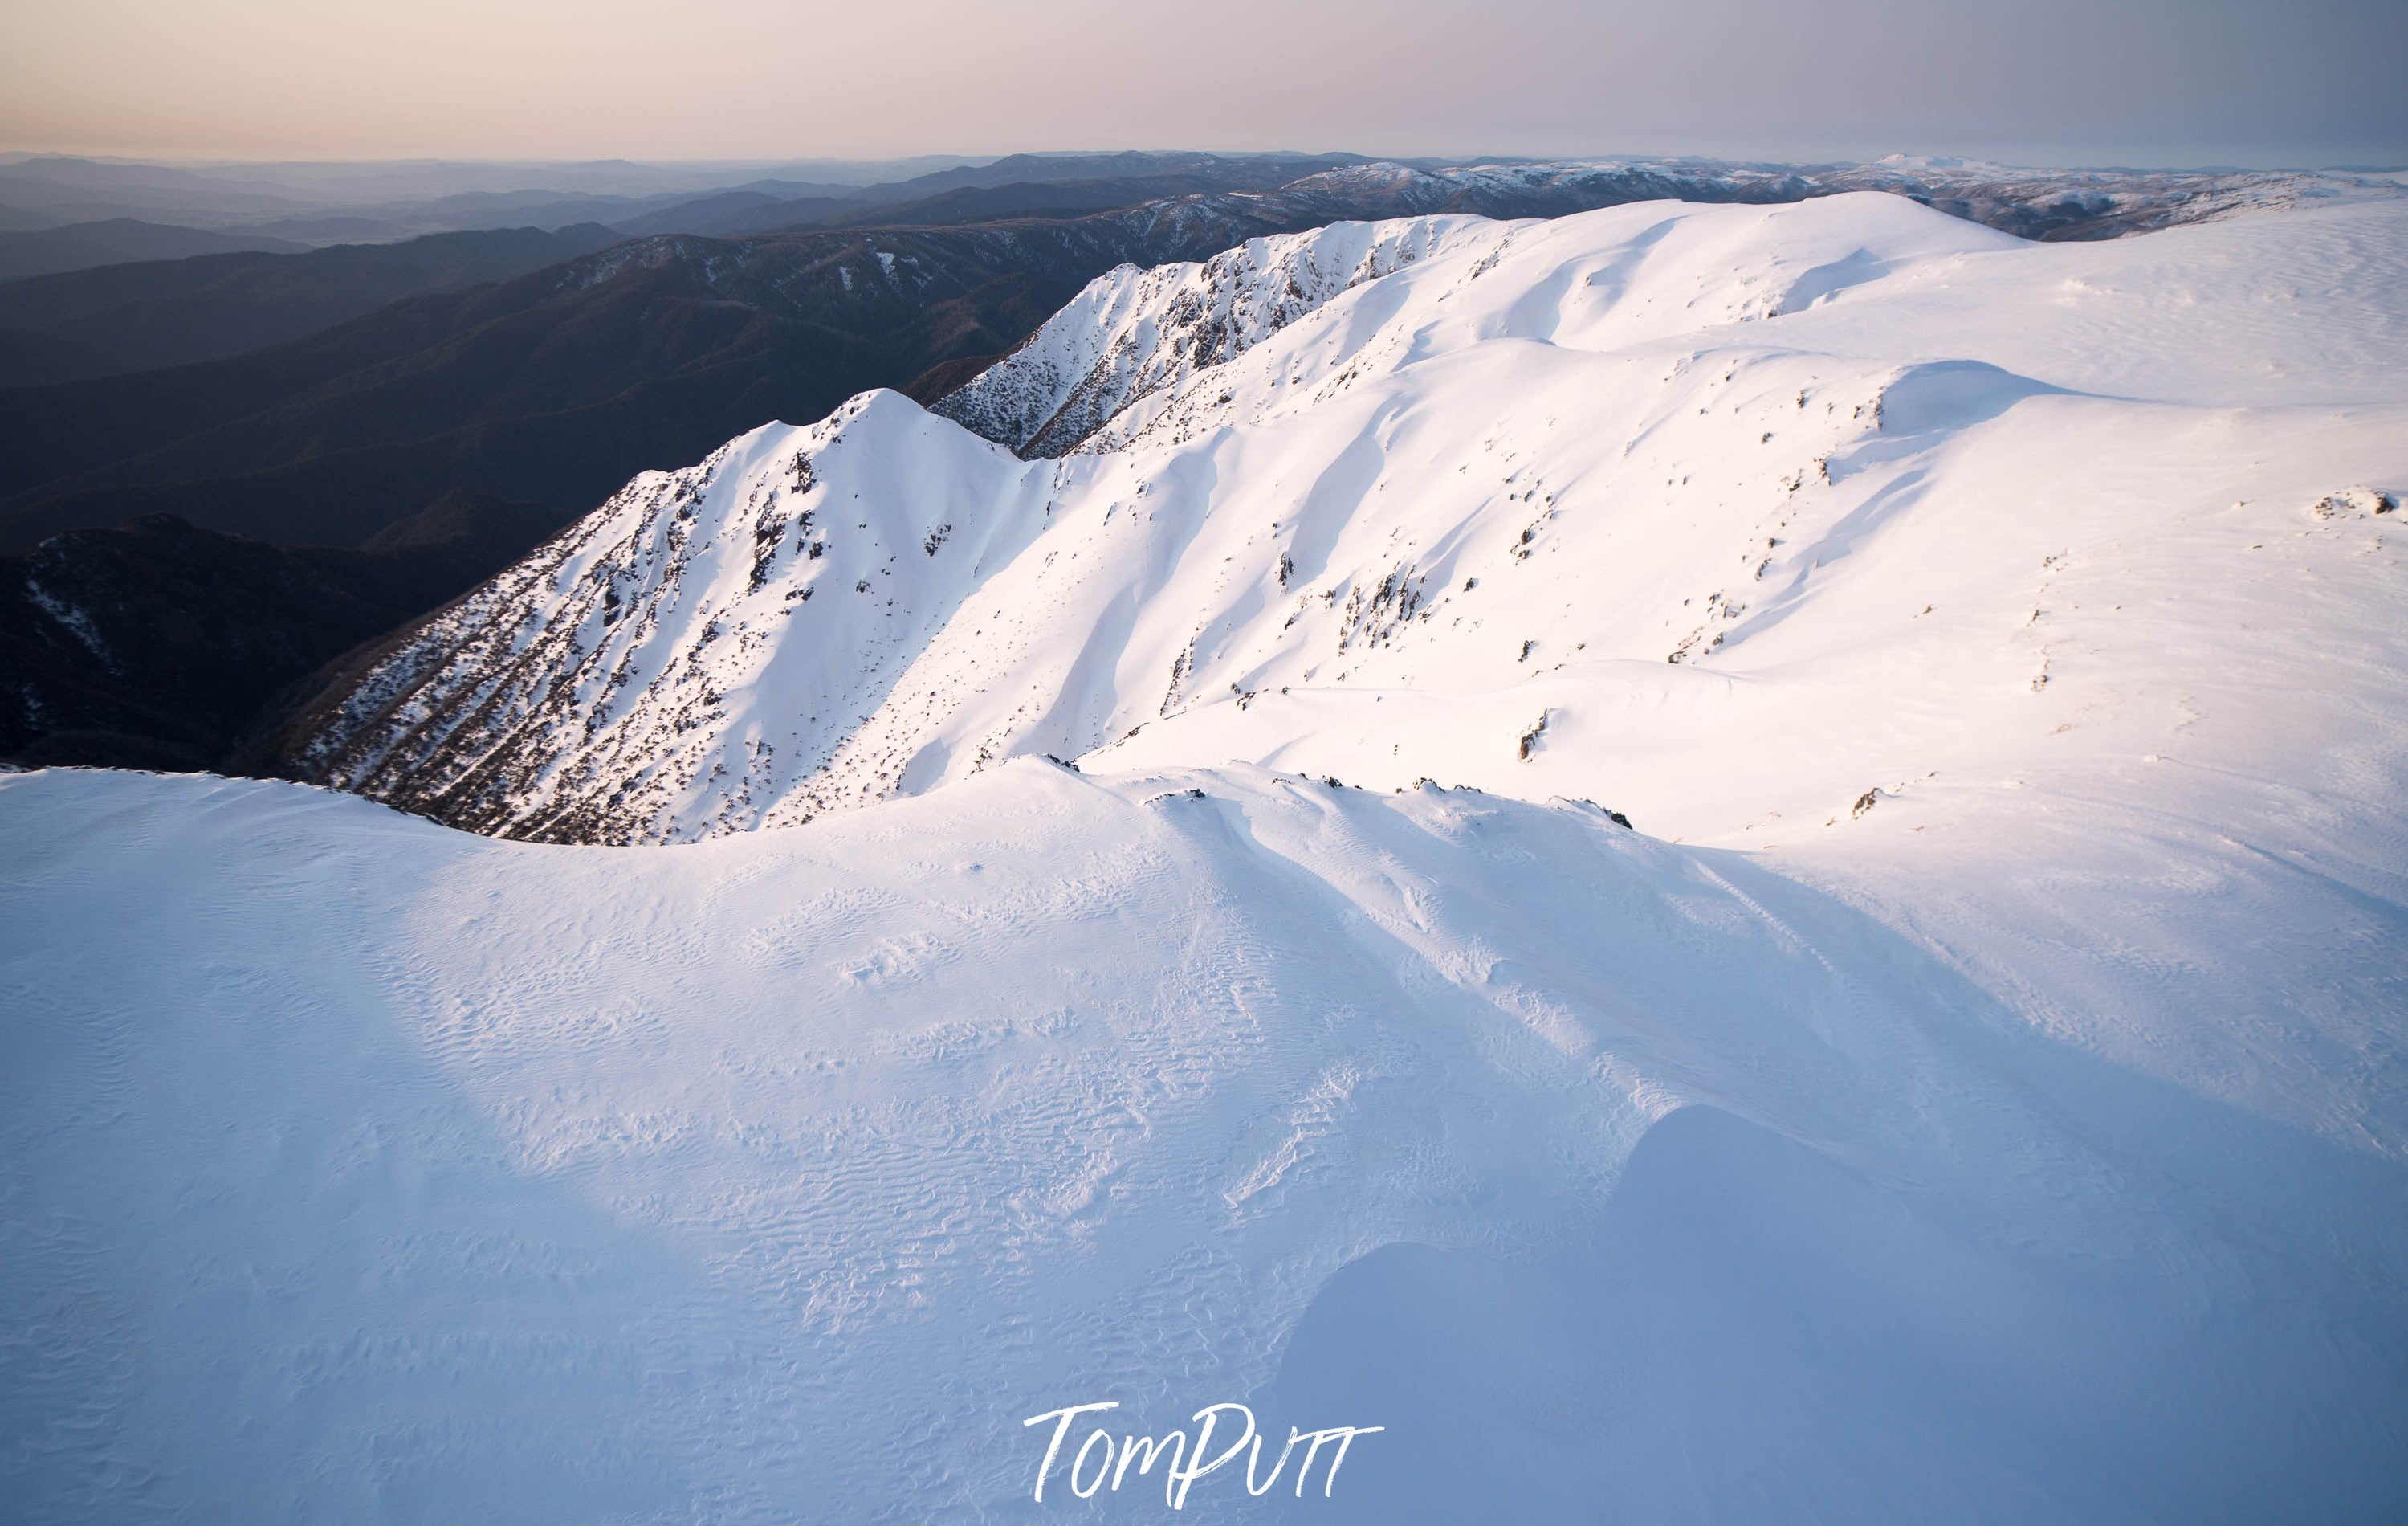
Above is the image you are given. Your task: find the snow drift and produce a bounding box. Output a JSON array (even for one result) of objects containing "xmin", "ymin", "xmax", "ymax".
[{"xmin": 8, "ymin": 759, "xmax": 2405, "ymax": 1520}]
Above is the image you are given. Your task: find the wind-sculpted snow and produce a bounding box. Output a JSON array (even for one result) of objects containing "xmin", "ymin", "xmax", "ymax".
[
  {"xmin": 934, "ymin": 217, "xmax": 1491, "ymax": 456},
  {"xmin": 7, "ymin": 756, "xmax": 2406, "ymax": 1520}
]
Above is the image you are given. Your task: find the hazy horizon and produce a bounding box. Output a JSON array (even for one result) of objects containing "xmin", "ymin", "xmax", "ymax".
[
  {"xmin": 3, "ymin": 147, "xmax": 2403, "ymax": 175},
  {"xmin": 3, "ymin": 1, "xmax": 2402, "ymax": 170}
]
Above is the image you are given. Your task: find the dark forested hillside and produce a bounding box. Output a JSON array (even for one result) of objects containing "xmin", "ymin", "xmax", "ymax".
[
  {"xmin": 0, "ymin": 218, "xmax": 310, "ymax": 285},
  {"xmin": 1, "ymin": 492, "xmax": 567, "ymax": 769},
  {"xmin": 0, "ymin": 223, "xmax": 622, "ymax": 385}
]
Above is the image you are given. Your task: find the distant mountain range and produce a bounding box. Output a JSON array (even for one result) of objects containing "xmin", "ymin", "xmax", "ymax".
[
  {"xmin": 0, "ymin": 150, "xmax": 978, "ymax": 239},
  {"xmin": 0, "ymin": 150, "xmax": 1353, "ymax": 257},
  {"xmin": 0, "ymin": 154, "xmax": 1377, "ymax": 386},
  {"xmin": 0, "ymin": 224, "xmax": 621, "ymax": 385},
  {"xmin": 0, "ymin": 218, "xmax": 309, "ymax": 284}
]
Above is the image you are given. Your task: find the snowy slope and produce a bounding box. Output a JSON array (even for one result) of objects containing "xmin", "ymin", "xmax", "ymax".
[{"xmin": 9, "ymin": 186, "xmax": 2408, "ymax": 1522}]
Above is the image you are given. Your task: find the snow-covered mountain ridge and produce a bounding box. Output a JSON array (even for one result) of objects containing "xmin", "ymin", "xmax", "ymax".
[{"xmin": 299, "ymin": 190, "xmax": 2408, "ymax": 853}]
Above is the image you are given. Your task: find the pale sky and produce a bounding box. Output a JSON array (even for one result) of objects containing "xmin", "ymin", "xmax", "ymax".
[{"xmin": 2, "ymin": 0, "xmax": 2402, "ymax": 168}]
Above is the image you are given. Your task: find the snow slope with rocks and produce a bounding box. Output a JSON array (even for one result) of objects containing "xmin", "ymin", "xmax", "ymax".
[{"xmin": 7, "ymin": 187, "xmax": 2408, "ymax": 1521}]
